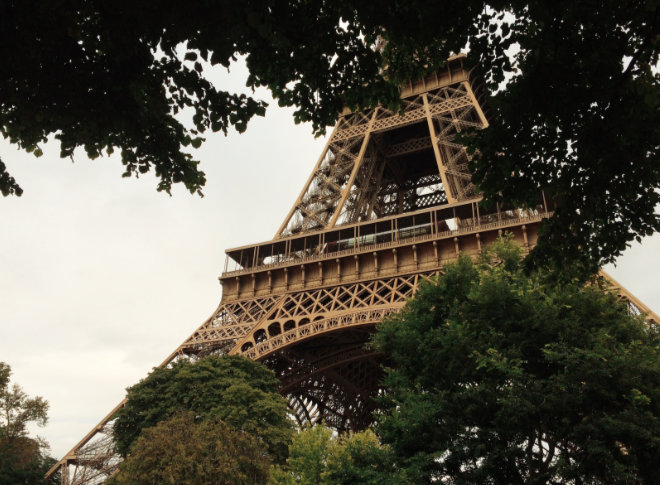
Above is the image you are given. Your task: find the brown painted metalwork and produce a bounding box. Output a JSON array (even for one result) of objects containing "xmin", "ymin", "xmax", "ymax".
[{"xmin": 47, "ymin": 55, "xmax": 658, "ymax": 484}]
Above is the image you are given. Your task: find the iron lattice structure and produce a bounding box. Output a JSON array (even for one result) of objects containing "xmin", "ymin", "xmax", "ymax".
[{"xmin": 47, "ymin": 55, "xmax": 659, "ymax": 484}]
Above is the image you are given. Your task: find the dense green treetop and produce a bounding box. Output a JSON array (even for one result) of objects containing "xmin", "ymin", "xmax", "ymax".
[
  {"xmin": 270, "ymin": 425, "xmax": 334, "ymax": 485},
  {"xmin": 112, "ymin": 355, "xmax": 292, "ymax": 463},
  {"xmin": 270, "ymin": 425, "xmax": 402, "ymax": 485},
  {"xmin": 109, "ymin": 412, "xmax": 271, "ymax": 485},
  {"xmin": 322, "ymin": 428, "xmax": 403, "ymax": 485},
  {"xmin": 2, "ymin": 1, "xmax": 658, "ymax": 269},
  {"xmin": 371, "ymin": 238, "xmax": 660, "ymax": 484}
]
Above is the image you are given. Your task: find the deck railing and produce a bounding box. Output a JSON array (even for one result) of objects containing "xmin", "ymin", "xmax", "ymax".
[{"xmin": 222, "ymin": 212, "xmax": 550, "ymax": 278}]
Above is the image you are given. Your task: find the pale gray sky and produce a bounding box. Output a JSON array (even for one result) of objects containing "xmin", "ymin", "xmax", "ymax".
[{"xmin": 0, "ymin": 61, "xmax": 658, "ymax": 460}]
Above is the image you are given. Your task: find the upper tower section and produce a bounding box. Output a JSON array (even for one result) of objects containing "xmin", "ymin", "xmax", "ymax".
[{"xmin": 275, "ymin": 54, "xmax": 488, "ymax": 238}]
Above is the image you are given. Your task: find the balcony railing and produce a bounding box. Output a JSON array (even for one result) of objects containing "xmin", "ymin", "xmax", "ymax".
[{"xmin": 222, "ymin": 211, "xmax": 550, "ymax": 279}]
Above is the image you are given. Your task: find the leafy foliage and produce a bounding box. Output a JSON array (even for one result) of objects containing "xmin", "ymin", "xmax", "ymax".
[
  {"xmin": 270, "ymin": 425, "xmax": 403, "ymax": 485},
  {"xmin": 323, "ymin": 428, "xmax": 404, "ymax": 485},
  {"xmin": 0, "ymin": 437, "xmax": 58, "ymax": 485},
  {"xmin": 371, "ymin": 238, "xmax": 660, "ymax": 484},
  {"xmin": 109, "ymin": 412, "xmax": 271, "ymax": 485},
  {"xmin": 112, "ymin": 355, "xmax": 292, "ymax": 463},
  {"xmin": 270, "ymin": 425, "xmax": 333, "ymax": 485},
  {"xmin": 0, "ymin": 362, "xmax": 57, "ymax": 485},
  {"xmin": 466, "ymin": 1, "xmax": 660, "ymax": 270},
  {"xmin": 2, "ymin": 2, "xmax": 657, "ymax": 268}
]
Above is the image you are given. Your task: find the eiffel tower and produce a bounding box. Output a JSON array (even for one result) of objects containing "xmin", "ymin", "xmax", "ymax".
[{"xmin": 47, "ymin": 54, "xmax": 659, "ymax": 484}]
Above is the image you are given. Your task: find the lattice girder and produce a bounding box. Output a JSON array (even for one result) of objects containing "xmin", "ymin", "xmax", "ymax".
[{"xmin": 224, "ymin": 271, "xmax": 428, "ymax": 360}]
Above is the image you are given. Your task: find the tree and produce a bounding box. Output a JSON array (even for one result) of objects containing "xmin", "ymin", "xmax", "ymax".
[
  {"xmin": 109, "ymin": 412, "xmax": 271, "ymax": 485},
  {"xmin": 270, "ymin": 425, "xmax": 403, "ymax": 485},
  {"xmin": 323, "ymin": 428, "xmax": 403, "ymax": 485},
  {"xmin": 371, "ymin": 238, "xmax": 660, "ymax": 484},
  {"xmin": 270, "ymin": 425, "xmax": 334, "ymax": 485},
  {"xmin": 467, "ymin": 2, "xmax": 660, "ymax": 272},
  {"xmin": 0, "ymin": 362, "xmax": 57, "ymax": 485},
  {"xmin": 112, "ymin": 355, "xmax": 292, "ymax": 463},
  {"xmin": 2, "ymin": 2, "xmax": 657, "ymax": 269}
]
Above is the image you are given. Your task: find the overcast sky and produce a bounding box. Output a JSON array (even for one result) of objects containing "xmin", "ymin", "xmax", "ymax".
[{"xmin": 1, "ymin": 61, "xmax": 658, "ymax": 460}]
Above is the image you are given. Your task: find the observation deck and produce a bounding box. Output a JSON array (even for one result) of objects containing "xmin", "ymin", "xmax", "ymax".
[{"xmin": 220, "ymin": 196, "xmax": 552, "ymax": 301}]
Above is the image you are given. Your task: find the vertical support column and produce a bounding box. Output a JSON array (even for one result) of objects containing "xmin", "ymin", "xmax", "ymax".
[
  {"xmin": 275, "ymin": 121, "xmax": 341, "ymax": 238},
  {"xmin": 328, "ymin": 109, "xmax": 379, "ymax": 227},
  {"xmin": 423, "ymin": 93, "xmax": 456, "ymax": 204},
  {"xmin": 373, "ymin": 252, "xmax": 379, "ymax": 275},
  {"xmin": 462, "ymin": 80, "xmax": 489, "ymax": 128},
  {"xmin": 454, "ymin": 237, "xmax": 460, "ymax": 257},
  {"xmin": 60, "ymin": 462, "xmax": 69, "ymax": 485},
  {"xmin": 365, "ymin": 159, "xmax": 387, "ymax": 218},
  {"xmin": 252, "ymin": 246, "xmax": 259, "ymax": 267},
  {"xmin": 336, "ymin": 258, "xmax": 341, "ymax": 281},
  {"xmin": 476, "ymin": 233, "xmax": 482, "ymax": 253}
]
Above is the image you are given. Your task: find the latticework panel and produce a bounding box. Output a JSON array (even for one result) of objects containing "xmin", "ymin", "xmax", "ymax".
[
  {"xmin": 57, "ymin": 422, "xmax": 120, "ymax": 485},
  {"xmin": 371, "ymin": 173, "xmax": 447, "ymax": 217},
  {"xmin": 426, "ymin": 84, "xmax": 482, "ymax": 201},
  {"xmin": 280, "ymin": 122, "xmax": 374, "ymax": 236},
  {"xmin": 182, "ymin": 294, "xmax": 282, "ymax": 349},
  {"xmin": 224, "ymin": 272, "xmax": 433, "ymax": 357},
  {"xmin": 265, "ymin": 330, "xmax": 383, "ymax": 431},
  {"xmin": 238, "ymin": 307, "xmax": 398, "ymax": 361},
  {"xmin": 331, "ymin": 90, "xmax": 473, "ymax": 140}
]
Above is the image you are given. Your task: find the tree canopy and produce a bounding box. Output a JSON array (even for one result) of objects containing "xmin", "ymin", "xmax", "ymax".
[
  {"xmin": 109, "ymin": 412, "xmax": 271, "ymax": 485},
  {"xmin": 371, "ymin": 238, "xmax": 660, "ymax": 484},
  {"xmin": 112, "ymin": 355, "xmax": 292, "ymax": 463},
  {"xmin": 2, "ymin": 1, "xmax": 658, "ymax": 268},
  {"xmin": 270, "ymin": 425, "xmax": 334, "ymax": 485},
  {"xmin": 0, "ymin": 362, "xmax": 57, "ymax": 485},
  {"xmin": 270, "ymin": 425, "xmax": 402, "ymax": 485}
]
